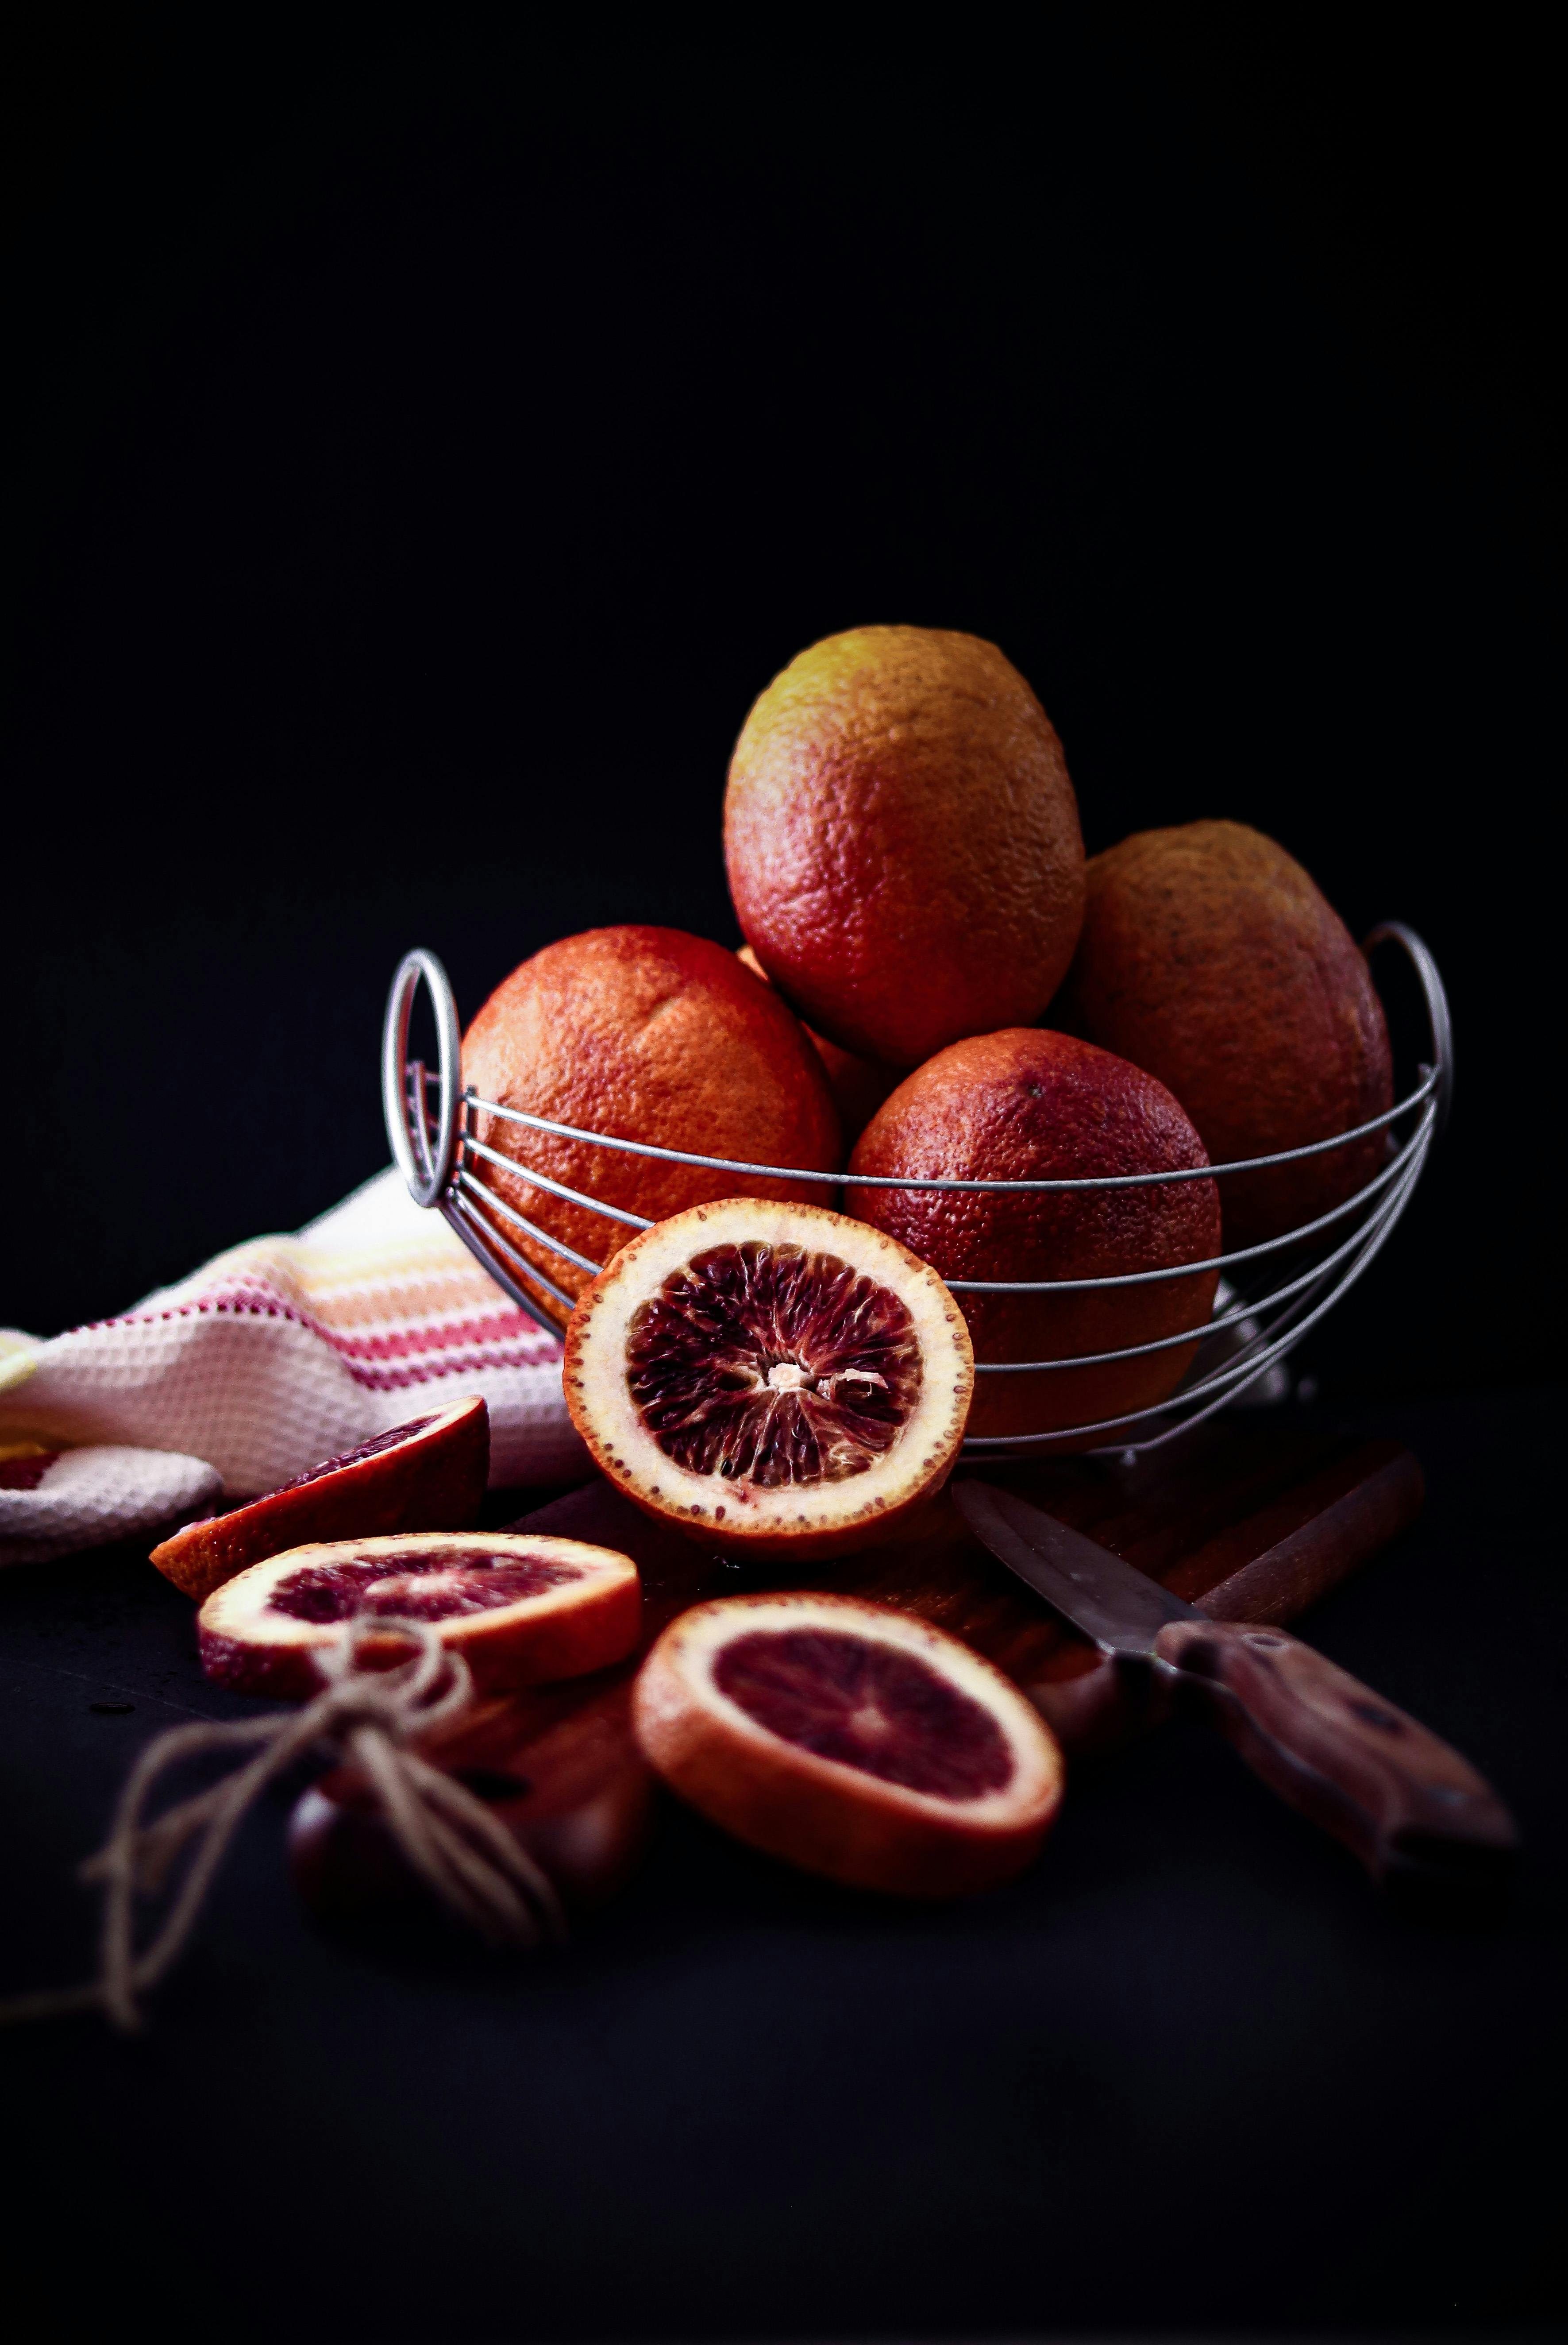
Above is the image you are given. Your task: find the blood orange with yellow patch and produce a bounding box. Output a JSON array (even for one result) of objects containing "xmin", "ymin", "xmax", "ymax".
[{"xmin": 725, "ymin": 626, "xmax": 1085, "ymax": 1067}]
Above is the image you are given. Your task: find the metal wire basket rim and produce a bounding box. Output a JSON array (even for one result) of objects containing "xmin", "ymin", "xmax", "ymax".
[
  {"xmin": 457, "ymin": 1066, "xmax": 1435, "ymax": 1195},
  {"xmin": 448, "ymin": 1109, "xmax": 1421, "ymax": 1409},
  {"xmin": 383, "ymin": 925, "xmax": 1447, "ymax": 1458},
  {"xmin": 964, "ymin": 1126, "xmax": 1427, "ymax": 1451},
  {"xmin": 459, "ymin": 1128, "xmax": 654, "ymax": 1233},
  {"xmin": 442, "ymin": 1115, "xmax": 1418, "ymax": 1445},
  {"xmin": 392, "ymin": 920, "xmax": 1450, "ymax": 1210},
  {"xmin": 444, "ymin": 1191, "xmax": 581, "ymax": 1320},
  {"xmin": 455, "ymin": 1152, "xmax": 1375, "ymax": 1365},
  {"xmin": 924, "ymin": 1194, "xmax": 1415, "ymax": 1371},
  {"xmin": 462, "ymin": 1180, "xmax": 1378, "ymax": 1375},
  {"xmin": 456, "ymin": 1110, "xmax": 1423, "ymax": 1278},
  {"xmin": 940, "ymin": 1109, "xmax": 1429, "ymax": 1289},
  {"xmin": 454, "ymin": 1164, "xmax": 605, "ymax": 1279},
  {"xmin": 431, "ymin": 1078, "xmax": 1426, "ymax": 1456},
  {"xmin": 451, "ymin": 1096, "xmax": 1431, "ymax": 1296}
]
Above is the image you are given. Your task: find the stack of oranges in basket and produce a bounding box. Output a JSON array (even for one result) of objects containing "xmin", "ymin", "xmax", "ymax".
[{"xmin": 452, "ymin": 624, "xmax": 1391, "ymax": 1495}]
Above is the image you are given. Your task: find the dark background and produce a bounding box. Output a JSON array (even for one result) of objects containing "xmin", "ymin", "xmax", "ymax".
[
  {"xmin": 2, "ymin": 26, "xmax": 1564, "ymax": 2344},
  {"xmin": 3, "ymin": 10, "xmax": 1560, "ymax": 1385}
]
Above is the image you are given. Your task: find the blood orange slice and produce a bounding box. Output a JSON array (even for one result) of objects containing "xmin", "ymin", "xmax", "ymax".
[
  {"xmin": 197, "ymin": 1531, "xmax": 640, "ymax": 1699},
  {"xmin": 563, "ymin": 1198, "xmax": 974, "ymax": 1563},
  {"xmin": 635, "ymin": 1592, "xmax": 1064, "ymax": 1895},
  {"xmin": 150, "ymin": 1396, "xmax": 490, "ymax": 1603}
]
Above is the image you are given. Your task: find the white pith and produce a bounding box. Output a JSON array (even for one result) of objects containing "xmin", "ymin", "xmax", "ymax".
[
  {"xmin": 198, "ymin": 1531, "xmax": 636, "ymax": 1651},
  {"xmin": 658, "ymin": 1593, "xmax": 1062, "ymax": 1823},
  {"xmin": 565, "ymin": 1198, "xmax": 974, "ymax": 1538}
]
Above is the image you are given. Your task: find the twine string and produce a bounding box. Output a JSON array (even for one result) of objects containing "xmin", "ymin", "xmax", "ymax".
[{"xmin": 0, "ymin": 1617, "xmax": 566, "ymax": 2033}]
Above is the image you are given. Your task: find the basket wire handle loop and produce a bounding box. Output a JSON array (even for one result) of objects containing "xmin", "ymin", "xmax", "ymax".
[
  {"xmin": 1364, "ymin": 921, "xmax": 1453, "ymax": 1136},
  {"xmin": 382, "ymin": 949, "xmax": 461, "ymax": 1209}
]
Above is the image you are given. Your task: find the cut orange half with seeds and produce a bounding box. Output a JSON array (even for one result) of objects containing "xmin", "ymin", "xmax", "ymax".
[
  {"xmin": 562, "ymin": 1198, "xmax": 974, "ymax": 1562},
  {"xmin": 634, "ymin": 1591, "xmax": 1065, "ymax": 1896},
  {"xmin": 197, "ymin": 1531, "xmax": 641, "ymax": 1699}
]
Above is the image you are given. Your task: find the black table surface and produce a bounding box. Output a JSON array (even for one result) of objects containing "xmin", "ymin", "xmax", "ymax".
[{"xmin": 2, "ymin": 1387, "xmax": 1563, "ymax": 2342}]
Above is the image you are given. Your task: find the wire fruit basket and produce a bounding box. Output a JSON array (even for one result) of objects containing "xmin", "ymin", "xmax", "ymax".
[{"xmin": 382, "ymin": 926, "xmax": 1450, "ymax": 1464}]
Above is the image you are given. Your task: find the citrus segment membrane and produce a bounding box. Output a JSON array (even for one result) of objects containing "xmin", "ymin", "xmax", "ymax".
[
  {"xmin": 266, "ymin": 1544, "xmax": 578, "ymax": 1625},
  {"xmin": 713, "ymin": 1628, "xmax": 1013, "ymax": 1798},
  {"xmin": 564, "ymin": 1198, "xmax": 974, "ymax": 1562},
  {"xmin": 627, "ymin": 1241, "xmax": 921, "ymax": 1489}
]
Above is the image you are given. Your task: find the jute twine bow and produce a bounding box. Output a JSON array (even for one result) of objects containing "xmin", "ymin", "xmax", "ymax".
[{"xmin": 0, "ymin": 1618, "xmax": 566, "ymax": 2033}]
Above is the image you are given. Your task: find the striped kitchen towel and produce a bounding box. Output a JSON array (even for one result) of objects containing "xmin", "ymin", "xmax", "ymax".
[{"xmin": 0, "ymin": 1167, "xmax": 585, "ymax": 1565}]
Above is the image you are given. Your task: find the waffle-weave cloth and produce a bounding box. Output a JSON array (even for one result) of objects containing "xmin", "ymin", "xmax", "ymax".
[{"xmin": 0, "ymin": 1168, "xmax": 584, "ymax": 1565}]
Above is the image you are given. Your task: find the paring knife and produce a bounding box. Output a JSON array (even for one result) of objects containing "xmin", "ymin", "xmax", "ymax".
[{"xmin": 952, "ymin": 1478, "xmax": 1518, "ymax": 1897}]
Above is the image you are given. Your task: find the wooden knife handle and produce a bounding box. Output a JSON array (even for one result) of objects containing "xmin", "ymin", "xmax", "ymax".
[{"xmin": 1152, "ymin": 1618, "xmax": 1518, "ymax": 1898}]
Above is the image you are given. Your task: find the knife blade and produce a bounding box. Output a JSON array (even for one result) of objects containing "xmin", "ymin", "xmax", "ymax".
[
  {"xmin": 951, "ymin": 1480, "xmax": 1201, "ymax": 1656},
  {"xmin": 952, "ymin": 1477, "xmax": 1518, "ymax": 1900}
]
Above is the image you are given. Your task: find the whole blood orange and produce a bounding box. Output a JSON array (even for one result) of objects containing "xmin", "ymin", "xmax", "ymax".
[
  {"xmin": 736, "ymin": 944, "xmax": 901, "ymax": 1144},
  {"xmin": 462, "ymin": 928, "xmax": 841, "ymax": 1328},
  {"xmin": 634, "ymin": 1591, "xmax": 1064, "ymax": 1896},
  {"xmin": 1063, "ymin": 822, "xmax": 1394, "ymax": 1248},
  {"xmin": 724, "ymin": 626, "xmax": 1085, "ymax": 1067},
  {"xmin": 564, "ymin": 1197, "xmax": 974, "ymax": 1562},
  {"xmin": 850, "ymin": 1030, "xmax": 1221, "ymax": 1444}
]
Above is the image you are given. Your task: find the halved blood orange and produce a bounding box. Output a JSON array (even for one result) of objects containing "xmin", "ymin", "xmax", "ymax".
[
  {"xmin": 197, "ymin": 1531, "xmax": 640, "ymax": 1699},
  {"xmin": 150, "ymin": 1396, "xmax": 490, "ymax": 1603},
  {"xmin": 634, "ymin": 1592, "xmax": 1064, "ymax": 1896},
  {"xmin": 562, "ymin": 1198, "xmax": 974, "ymax": 1563}
]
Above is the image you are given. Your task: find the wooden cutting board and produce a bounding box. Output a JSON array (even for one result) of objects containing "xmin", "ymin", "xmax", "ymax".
[
  {"xmin": 512, "ymin": 1422, "xmax": 1424, "ymax": 1746},
  {"xmin": 292, "ymin": 1426, "xmax": 1423, "ymax": 1917}
]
